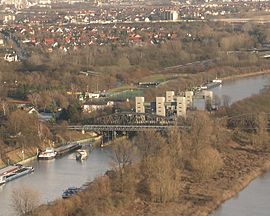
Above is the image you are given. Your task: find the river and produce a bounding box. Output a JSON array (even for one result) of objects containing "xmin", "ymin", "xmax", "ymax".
[
  {"xmin": 212, "ymin": 172, "xmax": 270, "ymax": 216},
  {"xmin": 210, "ymin": 74, "xmax": 270, "ymax": 216},
  {"xmin": 0, "ymin": 148, "xmax": 112, "ymax": 216},
  {"xmin": 0, "ymin": 74, "xmax": 269, "ymax": 216},
  {"xmin": 211, "ymin": 74, "xmax": 270, "ymax": 105}
]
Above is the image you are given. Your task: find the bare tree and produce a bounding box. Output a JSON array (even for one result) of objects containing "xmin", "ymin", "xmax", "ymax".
[
  {"xmin": 112, "ymin": 139, "xmax": 137, "ymax": 193},
  {"xmin": 166, "ymin": 126, "xmax": 184, "ymax": 169},
  {"xmin": 134, "ymin": 131, "xmax": 166, "ymax": 158},
  {"xmin": 141, "ymin": 150, "xmax": 181, "ymax": 203},
  {"xmin": 252, "ymin": 112, "xmax": 269, "ymax": 149},
  {"xmin": 11, "ymin": 186, "xmax": 40, "ymax": 216},
  {"xmin": 28, "ymin": 93, "xmax": 41, "ymax": 108},
  {"xmin": 191, "ymin": 147, "xmax": 223, "ymax": 180}
]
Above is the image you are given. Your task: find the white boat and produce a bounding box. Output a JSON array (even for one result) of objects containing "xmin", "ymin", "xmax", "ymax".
[
  {"xmin": 0, "ymin": 165, "xmax": 20, "ymax": 176},
  {"xmin": 200, "ymin": 85, "xmax": 208, "ymax": 90},
  {"xmin": 38, "ymin": 148, "xmax": 57, "ymax": 160},
  {"xmin": 0, "ymin": 176, "xmax": 5, "ymax": 185},
  {"xmin": 76, "ymin": 149, "xmax": 88, "ymax": 160},
  {"xmin": 212, "ymin": 78, "xmax": 222, "ymax": 83}
]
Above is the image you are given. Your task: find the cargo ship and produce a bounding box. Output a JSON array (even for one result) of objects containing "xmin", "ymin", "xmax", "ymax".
[
  {"xmin": 0, "ymin": 164, "xmax": 34, "ymax": 185},
  {"xmin": 55, "ymin": 143, "xmax": 82, "ymax": 157}
]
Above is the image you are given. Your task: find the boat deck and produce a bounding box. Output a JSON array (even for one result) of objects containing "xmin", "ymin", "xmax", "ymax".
[{"xmin": 0, "ymin": 165, "xmax": 19, "ymax": 176}]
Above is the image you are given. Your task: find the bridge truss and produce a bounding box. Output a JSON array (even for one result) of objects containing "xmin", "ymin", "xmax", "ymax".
[{"xmin": 69, "ymin": 112, "xmax": 182, "ymax": 132}]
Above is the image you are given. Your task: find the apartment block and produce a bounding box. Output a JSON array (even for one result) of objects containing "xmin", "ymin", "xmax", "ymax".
[
  {"xmin": 176, "ymin": 96, "xmax": 187, "ymax": 118},
  {"xmin": 185, "ymin": 91, "xmax": 194, "ymax": 108},
  {"xmin": 166, "ymin": 91, "xmax": 175, "ymax": 102},
  {"xmin": 135, "ymin": 97, "xmax": 145, "ymax": 113},
  {"xmin": 156, "ymin": 97, "xmax": 166, "ymax": 117}
]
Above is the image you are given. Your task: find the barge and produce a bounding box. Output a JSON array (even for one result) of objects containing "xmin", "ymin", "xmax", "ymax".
[
  {"xmin": 55, "ymin": 143, "xmax": 82, "ymax": 157},
  {"xmin": 4, "ymin": 166, "xmax": 34, "ymax": 183},
  {"xmin": 201, "ymin": 79, "xmax": 222, "ymax": 90},
  {"xmin": 0, "ymin": 164, "xmax": 34, "ymax": 185},
  {"xmin": 0, "ymin": 165, "xmax": 20, "ymax": 176}
]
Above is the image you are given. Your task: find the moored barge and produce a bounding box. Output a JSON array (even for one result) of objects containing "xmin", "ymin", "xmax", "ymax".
[
  {"xmin": 0, "ymin": 164, "xmax": 34, "ymax": 185},
  {"xmin": 55, "ymin": 143, "xmax": 82, "ymax": 157}
]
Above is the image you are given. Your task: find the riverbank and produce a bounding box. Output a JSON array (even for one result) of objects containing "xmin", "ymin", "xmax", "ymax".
[
  {"xmin": 222, "ymin": 70, "xmax": 270, "ymax": 81},
  {"xmin": 31, "ymin": 75, "xmax": 270, "ymax": 216},
  {"xmin": 208, "ymin": 159, "xmax": 270, "ymax": 216},
  {"xmin": 35, "ymin": 138, "xmax": 270, "ymax": 216},
  {"xmin": 0, "ymin": 132, "xmax": 100, "ymax": 169},
  {"xmin": 144, "ymin": 66, "xmax": 270, "ymax": 101},
  {"xmin": 203, "ymin": 146, "xmax": 270, "ymax": 216},
  {"xmin": 117, "ymin": 142, "xmax": 270, "ymax": 216}
]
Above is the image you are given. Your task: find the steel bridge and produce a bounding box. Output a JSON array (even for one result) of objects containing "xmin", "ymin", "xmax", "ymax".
[
  {"xmin": 68, "ymin": 112, "xmax": 270, "ymax": 133},
  {"xmin": 68, "ymin": 112, "xmax": 185, "ymax": 132},
  {"xmin": 68, "ymin": 125, "xmax": 182, "ymax": 132}
]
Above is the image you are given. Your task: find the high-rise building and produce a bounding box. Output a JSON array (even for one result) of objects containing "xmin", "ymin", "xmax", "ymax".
[
  {"xmin": 176, "ymin": 96, "xmax": 186, "ymax": 118},
  {"xmin": 166, "ymin": 91, "xmax": 175, "ymax": 102},
  {"xmin": 185, "ymin": 91, "xmax": 194, "ymax": 108},
  {"xmin": 135, "ymin": 97, "xmax": 145, "ymax": 113},
  {"xmin": 156, "ymin": 97, "xmax": 166, "ymax": 117}
]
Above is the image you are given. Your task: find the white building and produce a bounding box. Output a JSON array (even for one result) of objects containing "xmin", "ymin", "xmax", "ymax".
[
  {"xmin": 185, "ymin": 91, "xmax": 194, "ymax": 108},
  {"xmin": 83, "ymin": 101, "xmax": 114, "ymax": 113},
  {"xmin": 176, "ymin": 96, "xmax": 186, "ymax": 118},
  {"xmin": 135, "ymin": 97, "xmax": 145, "ymax": 113},
  {"xmin": 156, "ymin": 97, "xmax": 166, "ymax": 117},
  {"xmin": 166, "ymin": 91, "xmax": 175, "ymax": 102}
]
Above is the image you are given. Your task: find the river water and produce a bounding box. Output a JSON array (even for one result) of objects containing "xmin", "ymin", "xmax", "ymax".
[
  {"xmin": 0, "ymin": 148, "xmax": 112, "ymax": 216},
  {"xmin": 212, "ymin": 172, "xmax": 270, "ymax": 216},
  {"xmin": 0, "ymin": 74, "xmax": 269, "ymax": 216},
  {"xmin": 210, "ymin": 74, "xmax": 270, "ymax": 216},
  {"xmin": 212, "ymin": 74, "xmax": 270, "ymax": 105}
]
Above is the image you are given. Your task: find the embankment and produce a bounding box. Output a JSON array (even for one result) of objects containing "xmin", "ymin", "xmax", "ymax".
[
  {"xmin": 112, "ymin": 142, "xmax": 270, "ymax": 216},
  {"xmin": 222, "ymin": 70, "xmax": 270, "ymax": 81},
  {"xmin": 0, "ymin": 134, "xmax": 100, "ymax": 169}
]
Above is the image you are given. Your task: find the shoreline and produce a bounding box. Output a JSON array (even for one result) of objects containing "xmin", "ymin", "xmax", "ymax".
[
  {"xmin": 0, "ymin": 136, "xmax": 100, "ymax": 169},
  {"xmin": 205, "ymin": 159, "xmax": 270, "ymax": 216},
  {"xmin": 222, "ymin": 70, "xmax": 270, "ymax": 81}
]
